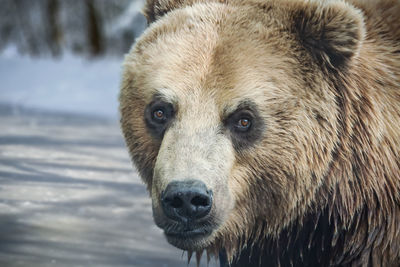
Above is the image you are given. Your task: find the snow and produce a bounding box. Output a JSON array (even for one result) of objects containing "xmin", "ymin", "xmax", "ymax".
[{"xmin": 0, "ymin": 49, "xmax": 122, "ymax": 119}]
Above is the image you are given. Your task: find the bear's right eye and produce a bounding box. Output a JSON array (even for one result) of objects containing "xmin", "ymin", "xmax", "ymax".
[
  {"xmin": 145, "ymin": 100, "xmax": 174, "ymax": 137},
  {"xmin": 152, "ymin": 109, "xmax": 166, "ymax": 123}
]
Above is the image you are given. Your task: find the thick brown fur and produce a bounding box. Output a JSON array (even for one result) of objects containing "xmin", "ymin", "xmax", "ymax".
[{"xmin": 120, "ymin": 0, "xmax": 400, "ymax": 266}]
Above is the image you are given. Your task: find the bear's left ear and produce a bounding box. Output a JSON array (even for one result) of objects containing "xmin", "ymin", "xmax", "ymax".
[{"xmin": 292, "ymin": 1, "xmax": 365, "ymax": 69}]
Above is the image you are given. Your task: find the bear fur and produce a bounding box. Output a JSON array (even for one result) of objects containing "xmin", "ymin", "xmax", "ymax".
[{"xmin": 119, "ymin": 0, "xmax": 400, "ymax": 266}]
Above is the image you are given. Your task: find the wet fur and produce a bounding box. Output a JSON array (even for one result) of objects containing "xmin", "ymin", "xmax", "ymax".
[{"xmin": 120, "ymin": 0, "xmax": 400, "ymax": 266}]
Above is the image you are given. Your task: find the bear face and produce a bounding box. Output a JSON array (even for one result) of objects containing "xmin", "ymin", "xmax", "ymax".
[
  {"xmin": 120, "ymin": 0, "xmax": 361, "ymax": 253},
  {"xmin": 120, "ymin": 0, "xmax": 400, "ymax": 265}
]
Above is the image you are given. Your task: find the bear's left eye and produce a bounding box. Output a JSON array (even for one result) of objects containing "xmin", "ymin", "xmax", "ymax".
[
  {"xmin": 235, "ymin": 118, "xmax": 251, "ymax": 131},
  {"xmin": 224, "ymin": 101, "xmax": 264, "ymax": 150},
  {"xmin": 225, "ymin": 109, "xmax": 255, "ymax": 134}
]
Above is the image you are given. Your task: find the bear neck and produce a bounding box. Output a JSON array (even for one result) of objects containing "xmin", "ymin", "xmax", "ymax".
[{"xmin": 225, "ymin": 201, "xmax": 396, "ymax": 266}]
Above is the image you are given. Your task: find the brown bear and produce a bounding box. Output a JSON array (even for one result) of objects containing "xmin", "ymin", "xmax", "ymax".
[{"xmin": 119, "ymin": 0, "xmax": 400, "ymax": 266}]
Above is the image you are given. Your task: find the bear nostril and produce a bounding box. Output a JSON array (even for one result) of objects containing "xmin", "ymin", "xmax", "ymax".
[
  {"xmin": 191, "ymin": 195, "xmax": 209, "ymax": 207},
  {"xmin": 170, "ymin": 196, "xmax": 183, "ymax": 208}
]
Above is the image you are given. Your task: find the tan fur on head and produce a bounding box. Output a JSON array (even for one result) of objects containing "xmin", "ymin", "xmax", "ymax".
[{"xmin": 120, "ymin": 0, "xmax": 400, "ymax": 265}]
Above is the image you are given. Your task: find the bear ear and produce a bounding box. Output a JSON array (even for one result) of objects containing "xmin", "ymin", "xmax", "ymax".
[
  {"xmin": 143, "ymin": 0, "xmax": 187, "ymax": 24},
  {"xmin": 292, "ymin": 1, "xmax": 365, "ymax": 69}
]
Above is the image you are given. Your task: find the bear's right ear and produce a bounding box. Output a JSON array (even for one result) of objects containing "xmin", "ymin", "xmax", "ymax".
[
  {"xmin": 291, "ymin": 1, "xmax": 365, "ymax": 69},
  {"xmin": 143, "ymin": 0, "xmax": 188, "ymax": 24}
]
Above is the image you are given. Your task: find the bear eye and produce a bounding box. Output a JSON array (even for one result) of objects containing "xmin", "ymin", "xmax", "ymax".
[
  {"xmin": 224, "ymin": 100, "xmax": 264, "ymax": 150},
  {"xmin": 145, "ymin": 100, "xmax": 174, "ymax": 137},
  {"xmin": 235, "ymin": 118, "xmax": 251, "ymax": 131},
  {"xmin": 152, "ymin": 109, "xmax": 166, "ymax": 123}
]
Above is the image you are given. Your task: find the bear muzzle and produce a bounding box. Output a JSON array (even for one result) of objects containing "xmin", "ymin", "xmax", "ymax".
[
  {"xmin": 161, "ymin": 180, "xmax": 213, "ymax": 221},
  {"xmin": 160, "ymin": 180, "xmax": 214, "ymax": 239}
]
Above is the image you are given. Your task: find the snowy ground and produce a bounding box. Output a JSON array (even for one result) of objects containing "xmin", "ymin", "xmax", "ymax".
[
  {"xmin": 0, "ymin": 46, "xmax": 216, "ymax": 266},
  {"xmin": 0, "ymin": 50, "xmax": 123, "ymax": 119},
  {"xmin": 0, "ymin": 105, "xmax": 213, "ymax": 267}
]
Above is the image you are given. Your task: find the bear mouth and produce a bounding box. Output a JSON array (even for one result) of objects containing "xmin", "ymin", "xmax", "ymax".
[
  {"xmin": 165, "ymin": 227, "xmax": 212, "ymax": 239},
  {"xmin": 163, "ymin": 225, "xmax": 214, "ymax": 250}
]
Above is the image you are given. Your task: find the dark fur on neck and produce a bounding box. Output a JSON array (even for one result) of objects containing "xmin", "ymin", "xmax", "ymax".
[{"xmin": 221, "ymin": 202, "xmax": 391, "ymax": 267}]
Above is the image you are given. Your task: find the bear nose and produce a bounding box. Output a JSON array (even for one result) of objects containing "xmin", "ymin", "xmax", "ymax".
[{"xmin": 161, "ymin": 180, "xmax": 212, "ymax": 222}]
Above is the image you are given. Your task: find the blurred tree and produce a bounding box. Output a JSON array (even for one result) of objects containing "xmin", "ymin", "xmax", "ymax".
[
  {"xmin": 86, "ymin": 0, "xmax": 104, "ymax": 56},
  {"xmin": 46, "ymin": 0, "xmax": 62, "ymax": 56},
  {"xmin": 0, "ymin": 0, "xmax": 146, "ymax": 57}
]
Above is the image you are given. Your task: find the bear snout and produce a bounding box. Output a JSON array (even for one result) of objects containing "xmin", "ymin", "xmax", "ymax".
[{"xmin": 161, "ymin": 180, "xmax": 213, "ymax": 224}]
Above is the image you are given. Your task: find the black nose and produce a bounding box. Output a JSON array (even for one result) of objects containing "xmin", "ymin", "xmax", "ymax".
[{"xmin": 161, "ymin": 180, "xmax": 212, "ymax": 222}]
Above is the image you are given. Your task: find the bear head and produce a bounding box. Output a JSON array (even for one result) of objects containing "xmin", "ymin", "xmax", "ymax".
[{"xmin": 120, "ymin": 0, "xmax": 365, "ymax": 261}]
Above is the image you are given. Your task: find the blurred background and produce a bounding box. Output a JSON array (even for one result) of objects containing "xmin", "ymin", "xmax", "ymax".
[
  {"xmin": 0, "ymin": 0, "xmax": 147, "ymax": 118},
  {"xmin": 0, "ymin": 1, "xmax": 211, "ymax": 266}
]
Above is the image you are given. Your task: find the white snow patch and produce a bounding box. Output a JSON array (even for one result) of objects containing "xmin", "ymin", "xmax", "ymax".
[{"xmin": 0, "ymin": 50, "xmax": 122, "ymax": 119}]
